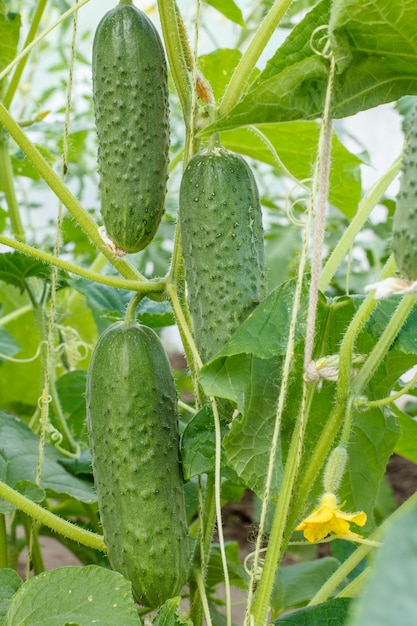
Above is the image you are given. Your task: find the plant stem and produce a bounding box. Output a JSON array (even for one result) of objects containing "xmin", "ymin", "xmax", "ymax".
[
  {"xmin": 124, "ymin": 291, "xmax": 146, "ymax": 325},
  {"xmin": 286, "ymin": 256, "xmax": 398, "ymax": 543},
  {"xmin": 21, "ymin": 513, "xmax": 45, "ymax": 576},
  {"xmin": 157, "ymin": 0, "xmax": 192, "ymax": 125},
  {"xmin": 0, "ymin": 514, "xmax": 7, "ymax": 568},
  {"xmin": 0, "ymin": 304, "xmax": 32, "ymax": 327},
  {"xmin": 218, "ymin": 0, "xmax": 293, "ymax": 117},
  {"xmin": 0, "ymin": 234, "xmax": 163, "ymax": 293},
  {"xmin": 0, "ymin": 0, "xmax": 92, "ymax": 85},
  {"xmin": 0, "ymin": 131, "xmax": 25, "ymax": 241},
  {"xmin": 319, "ymin": 154, "xmax": 402, "ymax": 291},
  {"xmin": 0, "ymin": 103, "xmax": 141, "ymax": 282},
  {"xmin": 0, "ymin": 481, "xmax": 106, "ymax": 551},
  {"xmin": 352, "ymin": 291, "xmax": 415, "ymax": 395},
  {"xmin": 4, "ymin": 0, "xmax": 49, "ymax": 108}
]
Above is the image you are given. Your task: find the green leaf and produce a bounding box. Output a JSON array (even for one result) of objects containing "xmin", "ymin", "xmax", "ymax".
[
  {"xmin": 0, "ymin": 252, "xmax": 68, "ymax": 293},
  {"xmin": 55, "ymin": 370, "xmax": 88, "ymax": 442},
  {"xmin": 0, "ymin": 327, "xmax": 21, "ymax": 364},
  {"xmin": 220, "ymin": 122, "xmax": 362, "ymax": 218},
  {"xmin": 272, "ymin": 597, "xmax": 352, "ymax": 624},
  {"xmin": 392, "ymin": 405, "xmax": 417, "ymax": 464},
  {"xmin": 199, "ymin": 49, "xmax": 259, "ymax": 103},
  {"xmin": 5, "ymin": 566, "xmax": 140, "ymax": 625},
  {"xmin": 10, "ymin": 145, "xmax": 55, "ymax": 182},
  {"xmin": 202, "ymin": 0, "xmax": 417, "ymax": 132},
  {"xmin": 181, "ymin": 406, "xmax": 224, "ymax": 479},
  {"xmin": 153, "ymin": 596, "xmax": 192, "ymax": 625},
  {"xmin": 0, "ymin": 252, "xmax": 52, "ymax": 292},
  {"xmin": 338, "ymin": 406, "xmax": 399, "ymax": 531},
  {"xmin": 204, "ymin": 0, "xmax": 245, "ymax": 27},
  {"xmin": 0, "ymin": 3, "xmax": 21, "ymax": 98},
  {"xmin": 0, "ymin": 411, "xmax": 95, "ymax": 504},
  {"xmin": 272, "ymin": 557, "xmax": 341, "ymax": 612},
  {"xmin": 0, "ymin": 569, "xmax": 22, "ymax": 623},
  {"xmin": 206, "ymin": 542, "xmax": 249, "ymax": 590},
  {"xmin": 347, "ymin": 499, "xmax": 417, "ymax": 626}
]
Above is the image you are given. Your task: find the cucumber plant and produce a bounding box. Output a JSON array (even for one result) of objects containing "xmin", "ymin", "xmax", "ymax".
[{"xmin": 2, "ymin": 1, "xmax": 417, "ymax": 626}]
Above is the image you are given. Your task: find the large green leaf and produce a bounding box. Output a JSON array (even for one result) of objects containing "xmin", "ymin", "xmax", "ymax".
[
  {"xmin": 202, "ymin": 0, "xmax": 417, "ymax": 132},
  {"xmin": 0, "ymin": 252, "xmax": 53, "ymax": 292},
  {"xmin": 5, "ymin": 566, "xmax": 140, "ymax": 626},
  {"xmin": 347, "ymin": 498, "xmax": 417, "ymax": 626},
  {"xmin": 198, "ymin": 49, "xmax": 259, "ymax": 103},
  {"xmin": 0, "ymin": 411, "xmax": 95, "ymax": 505},
  {"xmin": 392, "ymin": 405, "xmax": 417, "ymax": 464},
  {"xmin": 220, "ymin": 122, "xmax": 362, "ymax": 218}
]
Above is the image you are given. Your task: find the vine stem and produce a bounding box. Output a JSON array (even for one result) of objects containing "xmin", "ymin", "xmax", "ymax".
[
  {"xmin": 0, "ymin": 0, "xmax": 92, "ymax": 85},
  {"xmin": 0, "ymin": 481, "xmax": 106, "ymax": 552},
  {"xmin": 285, "ymin": 256, "xmax": 398, "ymax": 549},
  {"xmin": 352, "ymin": 290, "xmax": 415, "ymax": 395},
  {"xmin": 4, "ymin": 0, "xmax": 49, "ymax": 108},
  {"xmin": 0, "ymin": 133, "xmax": 25, "ymax": 241},
  {"xmin": 157, "ymin": 0, "xmax": 192, "ymax": 124},
  {"xmin": 248, "ymin": 53, "xmax": 336, "ymax": 626},
  {"xmin": 0, "ymin": 103, "xmax": 142, "ymax": 282},
  {"xmin": 319, "ymin": 154, "xmax": 402, "ymax": 291},
  {"xmin": 218, "ymin": 0, "xmax": 293, "ymax": 117},
  {"xmin": 0, "ymin": 234, "xmax": 164, "ymax": 293}
]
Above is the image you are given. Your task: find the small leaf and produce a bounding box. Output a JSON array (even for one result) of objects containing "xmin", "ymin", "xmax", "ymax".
[
  {"xmin": 5, "ymin": 566, "xmax": 140, "ymax": 626},
  {"xmin": 181, "ymin": 406, "xmax": 217, "ymax": 479},
  {"xmin": 0, "ymin": 252, "xmax": 68, "ymax": 292},
  {"xmin": 199, "ymin": 49, "xmax": 259, "ymax": 103},
  {"xmin": 0, "ymin": 410, "xmax": 95, "ymax": 504},
  {"xmin": 0, "ymin": 569, "xmax": 22, "ymax": 623},
  {"xmin": 0, "ymin": 3, "xmax": 21, "ymax": 98},
  {"xmin": 153, "ymin": 596, "xmax": 191, "ymax": 626},
  {"xmin": 347, "ymin": 499, "xmax": 417, "ymax": 626},
  {"xmin": 394, "ymin": 410, "xmax": 417, "ymax": 464},
  {"xmin": 0, "ymin": 327, "xmax": 21, "ymax": 364},
  {"xmin": 272, "ymin": 597, "xmax": 352, "ymax": 624},
  {"xmin": 207, "ymin": 543, "xmax": 249, "ymax": 590},
  {"xmin": 272, "ymin": 557, "xmax": 341, "ymax": 612},
  {"xmin": 204, "ymin": 0, "xmax": 245, "ymax": 27}
]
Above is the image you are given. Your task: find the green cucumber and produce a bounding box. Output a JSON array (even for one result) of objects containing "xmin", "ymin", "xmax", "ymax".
[
  {"xmin": 392, "ymin": 100, "xmax": 417, "ymax": 280},
  {"xmin": 92, "ymin": 1, "xmax": 169, "ymax": 254},
  {"xmin": 179, "ymin": 144, "xmax": 265, "ymax": 364},
  {"xmin": 86, "ymin": 321, "xmax": 189, "ymax": 607}
]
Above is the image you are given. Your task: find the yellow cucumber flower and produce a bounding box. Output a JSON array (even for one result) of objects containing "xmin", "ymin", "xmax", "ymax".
[{"xmin": 296, "ymin": 492, "xmax": 367, "ymax": 543}]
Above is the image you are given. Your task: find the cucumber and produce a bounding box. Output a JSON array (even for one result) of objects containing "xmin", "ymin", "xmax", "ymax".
[
  {"xmin": 392, "ymin": 100, "xmax": 417, "ymax": 280},
  {"xmin": 92, "ymin": 2, "xmax": 169, "ymax": 254},
  {"xmin": 179, "ymin": 144, "xmax": 265, "ymax": 364},
  {"xmin": 86, "ymin": 321, "xmax": 189, "ymax": 607}
]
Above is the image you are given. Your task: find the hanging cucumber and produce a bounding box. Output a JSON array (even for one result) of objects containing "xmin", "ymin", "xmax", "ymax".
[
  {"xmin": 179, "ymin": 143, "xmax": 265, "ymax": 364},
  {"xmin": 92, "ymin": 1, "xmax": 169, "ymax": 254},
  {"xmin": 86, "ymin": 320, "xmax": 189, "ymax": 607},
  {"xmin": 392, "ymin": 100, "xmax": 417, "ymax": 280}
]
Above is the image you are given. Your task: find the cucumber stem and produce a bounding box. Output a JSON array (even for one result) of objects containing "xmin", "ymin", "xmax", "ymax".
[
  {"xmin": 4, "ymin": 0, "xmax": 48, "ymax": 108},
  {"xmin": 0, "ymin": 130, "xmax": 25, "ymax": 241},
  {"xmin": 0, "ymin": 480, "xmax": 106, "ymax": 552},
  {"xmin": 124, "ymin": 291, "xmax": 145, "ymax": 326},
  {"xmin": 0, "ymin": 514, "xmax": 7, "ymax": 568}
]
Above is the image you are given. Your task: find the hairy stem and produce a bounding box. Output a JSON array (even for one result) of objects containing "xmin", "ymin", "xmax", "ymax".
[{"xmin": 0, "ymin": 481, "xmax": 106, "ymax": 552}]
